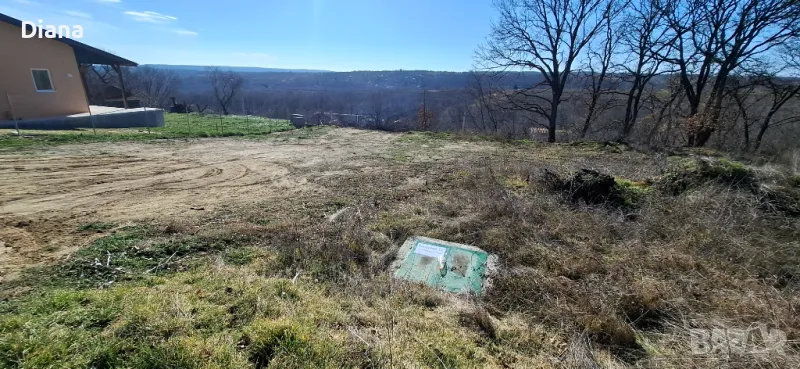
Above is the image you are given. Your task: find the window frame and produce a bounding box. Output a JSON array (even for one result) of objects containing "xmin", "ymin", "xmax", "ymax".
[{"xmin": 30, "ymin": 68, "xmax": 56, "ymax": 93}]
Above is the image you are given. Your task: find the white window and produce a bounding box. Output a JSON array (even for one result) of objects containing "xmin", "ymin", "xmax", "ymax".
[{"xmin": 31, "ymin": 69, "xmax": 55, "ymax": 92}]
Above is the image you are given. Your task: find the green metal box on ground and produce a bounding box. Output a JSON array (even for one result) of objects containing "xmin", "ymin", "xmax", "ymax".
[{"xmin": 391, "ymin": 236, "xmax": 497, "ymax": 295}]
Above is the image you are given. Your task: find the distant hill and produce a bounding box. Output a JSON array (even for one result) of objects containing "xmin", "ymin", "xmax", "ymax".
[
  {"xmin": 145, "ymin": 67, "xmax": 547, "ymax": 93},
  {"xmin": 142, "ymin": 64, "xmax": 330, "ymax": 74},
  {"xmin": 141, "ymin": 65, "xmax": 672, "ymax": 94}
]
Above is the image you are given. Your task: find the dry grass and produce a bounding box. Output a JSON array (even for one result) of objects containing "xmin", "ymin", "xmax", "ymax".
[{"xmin": 1, "ymin": 132, "xmax": 798, "ymax": 368}]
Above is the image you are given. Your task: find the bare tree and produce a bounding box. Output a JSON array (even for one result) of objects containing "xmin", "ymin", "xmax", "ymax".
[
  {"xmin": 479, "ymin": 0, "xmax": 622, "ymax": 142},
  {"xmin": 127, "ymin": 66, "xmax": 181, "ymax": 108},
  {"xmin": 641, "ymin": 76, "xmax": 684, "ymax": 146},
  {"xmin": 194, "ymin": 103, "xmax": 209, "ymax": 114},
  {"xmin": 417, "ymin": 104, "xmax": 434, "ymax": 131},
  {"xmin": 368, "ymin": 91, "xmax": 384, "ymax": 129},
  {"xmin": 617, "ymin": 0, "xmax": 671, "ymax": 141},
  {"xmin": 658, "ymin": 0, "xmax": 800, "ymax": 146},
  {"xmin": 725, "ymin": 74, "xmax": 764, "ymax": 150},
  {"xmin": 208, "ymin": 67, "xmax": 244, "ymax": 115},
  {"xmin": 467, "ymin": 71, "xmax": 503, "ymax": 133},
  {"xmin": 578, "ymin": 20, "xmax": 618, "ymax": 139},
  {"xmin": 752, "ymin": 78, "xmax": 800, "ymax": 151},
  {"xmin": 89, "ymin": 65, "xmax": 115, "ymax": 85}
]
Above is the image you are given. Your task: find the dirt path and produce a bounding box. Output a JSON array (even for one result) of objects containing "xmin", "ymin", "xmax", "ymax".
[
  {"xmin": 0, "ymin": 128, "xmax": 496, "ymax": 282},
  {"xmin": 0, "ymin": 129, "xmax": 402, "ymax": 280},
  {"xmin": 1, "ymin": 129, "xmax": 392, "ymax": 218}
]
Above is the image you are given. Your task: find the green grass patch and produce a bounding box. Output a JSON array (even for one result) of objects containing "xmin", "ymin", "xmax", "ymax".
[
  {"xmin": 0, "ymin": 264, "xmax": 498, "ymax": 368},
  {"xmin": 398, "ymin": 131, "xmax": 538, "ymax": 147},
  {"xmin": 502, "ymin": 176, "xmax": 529, "ymax": 189},
  {"xmin": 13, "ymin": 225, "xmax": 262, "ymax": 290},
  {"xmin": 158, "ymin": 113, "xmax": 292, "ymax": 137},
  {"xmin": 0, "ymin": 113, "xmax": 294, "ymax": 152},
  {"xmin": 222, "ymin": 248, "xmax": 258, "ymax": 266},
  {"xmin": 614, "ymin": 178, "xmax": 653, "ymax": 208}
]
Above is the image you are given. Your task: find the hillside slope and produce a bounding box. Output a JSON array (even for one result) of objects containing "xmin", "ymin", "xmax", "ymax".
[{"xmin": 1, "ymin": 128, "xmax": 798, "ymax": 368}]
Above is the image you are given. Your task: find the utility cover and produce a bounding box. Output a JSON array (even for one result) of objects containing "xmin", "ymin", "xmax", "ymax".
[{"xmin": 391, "ymin": 236, "xmax": 497, "ymax": 295}]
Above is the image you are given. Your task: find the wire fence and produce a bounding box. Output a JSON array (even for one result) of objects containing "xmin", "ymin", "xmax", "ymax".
[{"xmin": 162, "ymin": 113, "xmax": 293, "ymax": 136}]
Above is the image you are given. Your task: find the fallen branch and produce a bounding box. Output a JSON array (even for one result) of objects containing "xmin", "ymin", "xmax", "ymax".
[
  {"xmin": 347, "ymin": 326, "xmax": 371, "ymax": 347},
  {"xmin": 145, "ymin": 251, "xmax": 179, "ymax": 274}
]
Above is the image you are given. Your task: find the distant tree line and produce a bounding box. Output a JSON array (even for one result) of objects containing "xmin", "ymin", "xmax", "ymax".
[
  {"xmin": 82, "ymin": 0, "xmax": 800, "ymax": 155},
  {"xmin": 475, "ymin": 0, "xmax": 800, "ymax": 151}
]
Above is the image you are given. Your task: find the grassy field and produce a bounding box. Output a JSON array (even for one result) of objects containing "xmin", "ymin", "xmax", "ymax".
[
  {"xmin": 0, "ymin": 113, "xmax": 294, "ymax": 151},
  {"xmin": 0, "ymin": 130, "xmax": 798, "ymax": 368}
]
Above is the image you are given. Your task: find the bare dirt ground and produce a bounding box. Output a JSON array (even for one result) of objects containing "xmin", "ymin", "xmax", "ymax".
[{"xmin": 0, "ymin": 128, "xmax": 494, "ymax": 281}]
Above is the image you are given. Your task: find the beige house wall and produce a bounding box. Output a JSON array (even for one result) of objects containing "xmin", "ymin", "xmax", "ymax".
[{"xmin": 0, "ymin": 21, "xmax": 88, "ymax": 120}]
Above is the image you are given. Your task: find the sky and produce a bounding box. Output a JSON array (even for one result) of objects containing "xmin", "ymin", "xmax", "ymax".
[{"xmin": 0, "ymin": 0, "xmax": 497, "ymax": 71}]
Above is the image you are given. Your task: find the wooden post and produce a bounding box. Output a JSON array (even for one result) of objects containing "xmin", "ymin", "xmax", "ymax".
[
  {"xmin": 112, "ymin": 64, "xmax": 129, "ymax": 109},
  {"xmin": 6, "ymin": 94, "xmax": 19, "ymax": 134},
  {"xmin": 87, "ymin": 102, "xmax": 96, "ymax": 135},
  {"xmin": 77, "ymin": 65, "xmax": 97, "ymax": 134}
]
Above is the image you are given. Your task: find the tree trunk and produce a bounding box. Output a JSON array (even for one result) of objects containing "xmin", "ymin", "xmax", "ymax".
[
  {"xmin": 693, "ymin": 69, "xmax": 732, "ymax": 147},
  {"xmin": 743, "ymin": 121, "xmax": 751, "ymax": 152},
  {"xmin": 620, "ymin": 93, "xmax": 642, "ymax": 142},
  {"xmin": 548, "ymin": 101, "xmax": 558, "ymax": 143},
  {"xmin": 580, "ymin": 96, "xmax": 598, "ymax": 139},
  {"xmin": 693, "ymin": 127, "xmax": 715, "ymax": 147},
  {"xmin": 753, "ymin": 111, "xmax": 776, "ymax": 151},
  {"xmin": 620, "ymin": 80, "xmax": 640, "ymax": 141},
  {"xmin": 646, "ymin": 99, "xmax": 671, "ymax": 146}
]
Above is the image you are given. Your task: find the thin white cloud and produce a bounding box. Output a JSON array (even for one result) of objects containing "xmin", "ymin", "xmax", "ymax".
[
  {"xmin": 124, "ymin": 11, "xmax": 177, "ymax": 23},
  {"xmin": 173, "ymin": 29, "xmax": 198, "ymax": 36},
  {"xmin": 11, "ymin": 0, "xmax": 38, "ymax": 5},
  {"xmin": 96, "ymin": 0, "xmax": 121, "ymax": 3},
  {"xmin": 64, "ymin": 10, "xmax": 92, "ymax": 19}
]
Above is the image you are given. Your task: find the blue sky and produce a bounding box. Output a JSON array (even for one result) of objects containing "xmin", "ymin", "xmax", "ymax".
[{"xmin": 0, "ymin": 0, "xmax": 496, "ymax": 71}]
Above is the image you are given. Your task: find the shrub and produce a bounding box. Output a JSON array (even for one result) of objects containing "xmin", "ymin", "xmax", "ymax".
[{"xmin": 659, "ymin": 157, "xmax": 758, "ymax": 194}]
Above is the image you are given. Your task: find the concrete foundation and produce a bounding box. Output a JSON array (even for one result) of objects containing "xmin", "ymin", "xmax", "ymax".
[{"xmin": 0, "ymin": 105, "xmax": 164, "ymax": 130}]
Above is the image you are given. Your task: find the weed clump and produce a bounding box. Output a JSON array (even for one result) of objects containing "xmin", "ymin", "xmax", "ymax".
[
  {"xmin": 656, "ymin": 157, "xmax": 800, "ymax": 216},
  {"xmin": 658, "ymin": 157, "xmax": 758, "ymax": 194},
  {"xmin": 542, "ymin": 169, "xmax": 650, "ymax": 209},
  {"xmin": 760, "ymin": 185, "xmax": 800, "ymax": 217}
]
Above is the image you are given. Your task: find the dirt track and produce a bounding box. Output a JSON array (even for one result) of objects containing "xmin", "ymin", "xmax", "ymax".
[{"xmin": 0, "ymin": 128, "xmax": 491, "ymax": 281}]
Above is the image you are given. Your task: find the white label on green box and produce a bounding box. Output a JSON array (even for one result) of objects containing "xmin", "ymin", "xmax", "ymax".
[{"xmin": 414, "ymin": 243, "xmax": 447, "ymax": 258}]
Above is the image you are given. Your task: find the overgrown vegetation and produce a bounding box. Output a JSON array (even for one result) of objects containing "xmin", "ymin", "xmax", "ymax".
[{"xmin": 1, "ymin": 132, "xmax": 798, "ymax": 368}]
